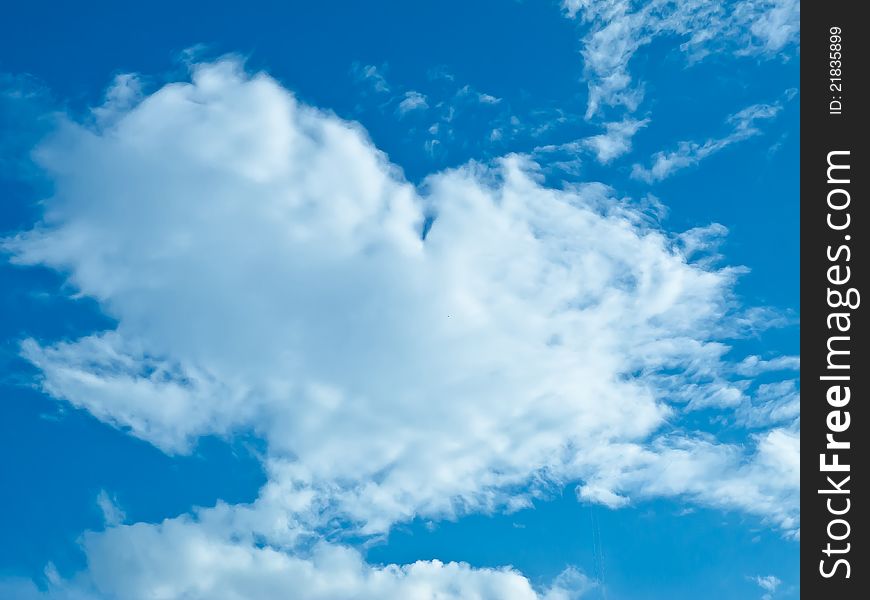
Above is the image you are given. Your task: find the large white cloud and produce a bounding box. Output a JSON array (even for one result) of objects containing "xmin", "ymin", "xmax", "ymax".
[
  {"xmin": 77, "ymin": 520, "xmax": 591, "ymax": 600},
  {"xmin": 1, "ymin": 528, "xmax": 593, "ymax": 600},
  {"xmin": 4, "ymin": 59, "xmax": 798, "ymax": 596}
]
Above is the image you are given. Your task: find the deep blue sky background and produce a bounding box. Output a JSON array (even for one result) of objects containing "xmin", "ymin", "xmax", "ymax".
[{"xmin": 1, "ymin": 2, "xmax": 798, "ymax": 598}]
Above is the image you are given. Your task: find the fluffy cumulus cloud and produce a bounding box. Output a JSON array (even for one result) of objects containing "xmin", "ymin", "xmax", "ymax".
[
  {"xmin": 80, "ymin": 526, "xmax": 584, "ymax": 600},
  {"xmin": 0, "ymin": 537, "xmax": 592, "ymax": 600},
  {"xmin": 4, "ymin": 60, "xmax": 798, "ymax": 597},
  {"xmin": 508, "ymin": 1, "xmax": 800, "ymax": 177},
  {"xmin": 561, "ymin": 0, "xmax": 800, "ymax": 118}
]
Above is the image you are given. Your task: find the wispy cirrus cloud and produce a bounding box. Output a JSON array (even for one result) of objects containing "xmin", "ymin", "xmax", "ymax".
[
  {"xmin": 631, "ymin": 101, "xmax": 783, "ymax": 183},
  {"xmin": 349, "ymin": 62, "xmax": 507, "ymax": 159},
  {"xmin": 735, "ymin": 355, "xmax": 800, "ymax": 377},
  {"xmin": 95, "ymin": 490, "xmax": 125, "ymax": 527},
  {"xmin": 456, "ymin": 84, "xmax": 502, "ymax": 106},
  {"xmin": 581, "ymin": 117, "xmax": 649, "ymax": 163},
  {"xmin": 536, "ymin": 116, "xmax": 649, "ymax": 167},
  {"xmin": 562, "ymin": 0, "xmax": 800, "ymax": 119}
]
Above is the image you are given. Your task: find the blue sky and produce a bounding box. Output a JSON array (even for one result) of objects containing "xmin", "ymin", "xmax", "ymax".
[{"xmin": 1, "ymin": 1, "xmax": 799, "ymax": 599}]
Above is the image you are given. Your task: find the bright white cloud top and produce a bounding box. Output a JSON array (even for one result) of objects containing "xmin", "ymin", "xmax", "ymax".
[{"xmin": 4, "ymin": 60, "xmax": 798, "ymax": 598}]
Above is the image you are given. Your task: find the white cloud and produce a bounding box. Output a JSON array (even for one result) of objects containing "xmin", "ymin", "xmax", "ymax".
[
  {"xmin": 79, "ymin": 522, "xmax": 580, "ymax": 600},
  {"xmin": 427, "ymin": 65, "xmax": 456, "ymax": 82},
  {"xmin": 397, "ymin": 90, "xmax": 428, "ymax": 115},
  {"xmin": 562, "ymin": 0, "xmax": 800, "ymax": 118},
  {"xmin": 457, "ymin": 84, "xmax": 502, "ymax": 106},
  {"xmin": 735, "ymin": 355, "xmax": 799, "ymax": 377},
  {"xmin": 90, "ymin": 74, "xmax": 143, "ymax": 126},
  {"xmin": 582, "ymin": 117, "xmax": 649, "ymax": 163},
  {"xmin": 753, "ymin": 573, "xmax": 782, "ymax": 600},
  {"xmin": 96, "ymin": 490, "xmax": 126, "ymax": 527},
  {"xmin": 747, "ymin": 0, "xmax": 800, "ymax": 54},
  {"xmin": 677, "ymin": 223, "xmax": 729, "ymax": 263},
  {"xmin": 736, "ymin": 380, "xmax": 800, "ymax": 429},
  {"xmin": 4, "ymin": 59, "xmax": 799, "ymax": 595},
  {"xmin": 631, "ymin": 102, "xmax": 782, "ymax": 183},
  {"xmin": 0, "ymin": 524, "xmax": 593, "ymax": 600},
  {"xmin": 576, "ymin": 427, "xmax": 800, "ymax": 534},
  {"xmin": 351, "ymin": 62, "xmax": 390, "ymax": 93},
  {"xmin": 533, "ymin": 117, "xmax": 648, "ymax": 167}
]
